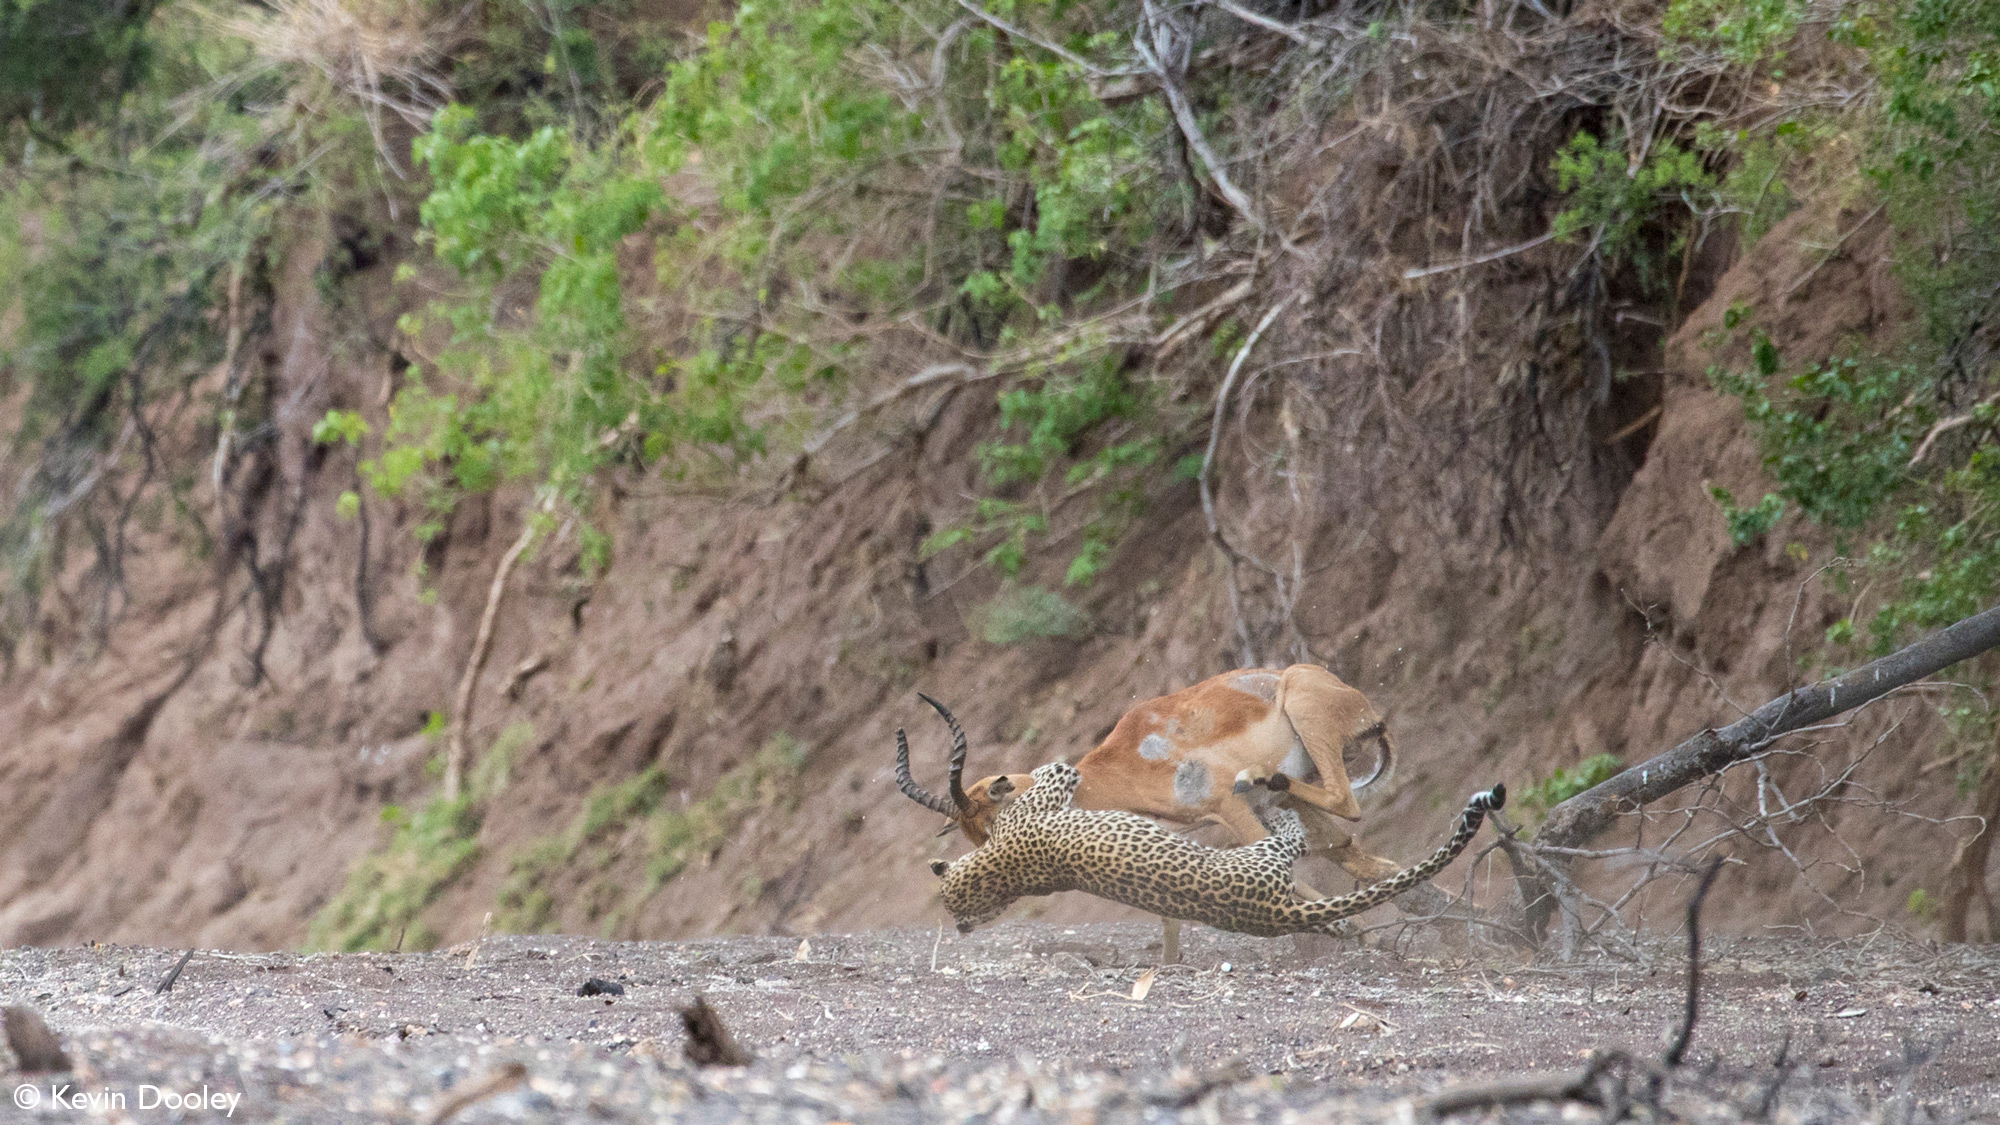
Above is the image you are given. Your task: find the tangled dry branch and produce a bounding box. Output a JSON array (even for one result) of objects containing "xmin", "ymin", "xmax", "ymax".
[{"xmin": 1491, "ymin": 605, "xmax": 2000, "ymax": 951}]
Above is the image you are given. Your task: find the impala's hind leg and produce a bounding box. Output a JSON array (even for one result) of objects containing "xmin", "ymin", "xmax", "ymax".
[
  {"xmin": 1295, "ymin": 806, "xmax": 1459, "ymax": 924},
  {"xmin": 1212, "ymin": 788, "xmax": 1327, "ymax": 900}
]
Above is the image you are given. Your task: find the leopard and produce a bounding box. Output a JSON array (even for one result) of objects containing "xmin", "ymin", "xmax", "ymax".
[{"xmin": 929, "ymin": 761, "xmax": 1505, "ymax": 936}]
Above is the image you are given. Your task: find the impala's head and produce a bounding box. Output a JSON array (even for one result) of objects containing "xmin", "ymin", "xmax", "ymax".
[{"xmin": 894, "ymin": 693, "xmax": 1029, "ymax": 845}]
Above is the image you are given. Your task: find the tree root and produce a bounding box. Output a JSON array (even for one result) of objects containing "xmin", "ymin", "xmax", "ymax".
[{"xmin": 443, "ymin": 520, "xmax": 534, "ymax": 801}]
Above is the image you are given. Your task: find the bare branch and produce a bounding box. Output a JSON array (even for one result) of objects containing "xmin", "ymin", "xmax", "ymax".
[
  {"xmin": 1134, "ymin": 0, "xmax": 1267, "ymax": 234},
  {"xmin": 954, "ymin": 0, "xmax": 1109, "ymax": 76},
  {"xmin": 444, "ymin": 519, "xmax": 536, "ymax": 802},
  {"xmin": 1402, "ymin": 231, "xmax": 1555, "ymax": 280},
  {"xmin": 1536, "ymin": 604, "xmax": 2000, "ymax": 854},
  {"xmin": 1200, "ymin": 294, "xmax": 1295, "ymax": 664},
  {"xmin": 1206, "ymin": 0, "xmax": 1320, "ymax": 48}
]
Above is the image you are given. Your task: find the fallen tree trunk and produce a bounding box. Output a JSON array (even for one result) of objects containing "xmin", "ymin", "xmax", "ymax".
[{"xmin": 1522, "ymin": 603, "xmax": 2000, "ymax": 940}]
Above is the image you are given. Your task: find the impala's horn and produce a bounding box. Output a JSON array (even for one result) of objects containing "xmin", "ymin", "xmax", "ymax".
[
  {"xmin": 917, "ymin": 692, "xmax": 972, "ymax": 812},
  {"xmin": 895, "ymin": 726, "xmax": 957, "ymax": 816},
  {"xmin": 1349, "ymin": 721, "xmax": 1396, "ymax": 795}
]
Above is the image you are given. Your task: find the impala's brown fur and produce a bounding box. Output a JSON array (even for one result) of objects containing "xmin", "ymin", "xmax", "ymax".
[
  {"xmin": 932, "ymin": 761, "xmax": 1505, "ymax": 934},
  {"xmin": 895, "ymin": 666, "xmax": 1411, "ymax": 887}
]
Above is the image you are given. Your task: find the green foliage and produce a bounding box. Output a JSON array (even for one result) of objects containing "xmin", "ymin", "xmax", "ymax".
[
  {"xmin": 1704, "ymin": 320, "xmax": 2000, "ymax": 653},
  {"xmin": 1907, "ymin": 886, "xmax": 1939, "ymax": 919},
  {"xmin": 968, "ymin": 583, "xmax": 1090, "ymax": 645},
  {"xmin": 1663, "ymin": 0, "xmax": 1804, "ymax": 63},
  {"xmin": 495, "ymin": 764, "xmax": 670, "ymax": 932},
  {"xmin": 313, "ymin": 410, "xmax": 370, "ymax": 447},
  {"xmin": 1520, "ymin": 753, "xmax": 1624, "ymax": 816},
  {"xmin": 372, "ymin": 105, "xmax": 691, "ymax": 517},
  {"xmin": 1693, "ymin": 0, "xmax": 2000, "ymax": 657},
  {"xmin": 0, "ymin": 0, "xmax": 158, "ymax": 150},
  {"xmin": 495, "ymin": 733, "xmax": 807, "ymax": 933},
  {"xmin": 1716, "ymin": 134, "xmax": 1799, "ymax": 247},
  {"xmin": 1708, "ymin": 484, "xmax": 1786, "ymax": 546},
  {"xmin": 368, "ymin": 0, "xmax": 1198, "ymax": 588},
  {"xmin": 310, "ymin": 722, "xmax": 530, "ymax": 950},
  {"xmin": 644, "ymin": 733, "xmax": 805, "ymax": 889},
  {"xmin": 1711, "ymin": 352, "xmax": 1925, "ymax": 530},
  {"xmin": 307, "ymin": 794, "xmax": 481, "ymax": 951},
  {"xmin": 934, "ymin": 353, "xmax": 1170, "ymax": 586},
  {"xmin": 420, "ymin": 710, "xmax": 449, "ymax": 740},
  {"xmin": 0, "ymin": 6, "xmax": 284, "ymax": 649},
  {"xmin": 1689, "ymin": 0, "xmax": 2000, "ymax": 649},
  {"xmin": 1551, "ymin": 132, "xmax": 1719, "ymax": 290}
]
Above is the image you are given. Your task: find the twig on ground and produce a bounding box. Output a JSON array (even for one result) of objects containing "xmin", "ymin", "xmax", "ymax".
[
  {"xmin": 424, "ymin": 1061, "xmax": 528, "ymax": 1125},
  {"xmin": 155, "ymin": 949, "xmax": 195, "ymax": 995},
  {"xmin": 1664, "ymin": 857, "xmax": 1724, "ymax": 1067},
  {"xmin": 3, "ymin": 1007, "xmax": 72, "ymax": 1073},
  {"xmin": 1421, "ymin": 862, "xmax": 1725, "ymax": 1120},
  {"xmin": 680, "ymin": 995, "xmax": 754, "ymax": 1067}
]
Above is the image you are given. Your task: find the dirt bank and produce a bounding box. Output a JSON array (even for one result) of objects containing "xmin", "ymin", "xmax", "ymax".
[{"xmin": 0, "ymin": 174, "xmax": 1979, "ymax": 953}]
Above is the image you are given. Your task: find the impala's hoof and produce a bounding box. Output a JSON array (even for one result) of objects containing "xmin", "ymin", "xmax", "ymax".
[
  {"xmin": 929, "ymin": 859, "xmax": 949, "ymax": 877},
  {"xmin": 1233, "ymin": 768, "xmax": 1256, "ymax": 794}
]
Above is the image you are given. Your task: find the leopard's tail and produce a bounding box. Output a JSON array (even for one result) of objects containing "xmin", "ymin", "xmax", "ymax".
[{"xmin": 1295, "ymin": 784, "xmax": 1506, "ymax": 931}]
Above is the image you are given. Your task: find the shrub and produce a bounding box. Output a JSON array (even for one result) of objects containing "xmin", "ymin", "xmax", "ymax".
[{"xmin": 969, "ymin": 584, "xmax": 1091, "ymax": 645}]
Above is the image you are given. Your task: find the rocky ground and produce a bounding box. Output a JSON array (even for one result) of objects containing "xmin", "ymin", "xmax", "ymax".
[{"xmin": 0, "ymin": 922, "xmax": 1994, "ymax": 1122}]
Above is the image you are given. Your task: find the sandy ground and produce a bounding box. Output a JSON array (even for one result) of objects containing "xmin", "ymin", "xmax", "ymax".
[{"xmin": 0, "ymin": 922, "xmax": 1996, "ymax": 1122}]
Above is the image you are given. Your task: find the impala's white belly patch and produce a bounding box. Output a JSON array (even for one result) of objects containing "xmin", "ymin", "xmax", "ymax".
[{"xmin": 1281, "ymin": 741, "xmax": 1314, "ymax": 780}]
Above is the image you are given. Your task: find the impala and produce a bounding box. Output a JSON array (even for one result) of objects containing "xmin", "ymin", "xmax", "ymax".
[{"xmin": 894, "ymin": 665, "xmax": 1445, "ymax": 954}]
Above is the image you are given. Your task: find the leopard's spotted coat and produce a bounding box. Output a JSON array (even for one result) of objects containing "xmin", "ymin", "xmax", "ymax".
[{"xmin": 933, "ymin": 762, "xmax": 1504, "ymax": 935}]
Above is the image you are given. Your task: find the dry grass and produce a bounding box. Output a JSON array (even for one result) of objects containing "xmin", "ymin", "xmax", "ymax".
[{"xmin": 224, "ymin": 0, "xmax": 467, "ymax": 175}]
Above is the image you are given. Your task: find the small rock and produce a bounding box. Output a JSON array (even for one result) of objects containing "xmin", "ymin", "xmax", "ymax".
[{"xmin": 577, "ymin": 978, "xmax": 625, "ymax": 998}]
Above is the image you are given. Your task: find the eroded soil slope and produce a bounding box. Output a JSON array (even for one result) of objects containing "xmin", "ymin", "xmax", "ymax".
[{"xmin": 0, "ymin": 193, "xmax": 1980, "ymax": 951}]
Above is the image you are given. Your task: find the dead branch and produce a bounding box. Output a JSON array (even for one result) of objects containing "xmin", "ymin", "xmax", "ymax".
[
  {"xmin": 1199, "ymin": 294, "xmax": 1295, "ymax": 665},
  {"xmin": 799, "ymin": 362, "xmax": 979, "ymax": 457},
  {"xmin": 1664, "ymin": 858, "xmax": 1724, "ymax": 1067},
  {"xmin": 953, "ymin": 0, "xmax": 1112, "ymax": 77},
  {"xmin": 1135, "ymin": 0, "xmax": 1267, "ymax": 235},
  {"xmin": 680, "ymin": 995, "xmax": 753, "ymax": 1067},
  {"xmin": 443, "ymin": 520, "xmax": 535, "ymax": 802},
  {"xmin": 1421, "ymin": 863, "xmax": 1724, "ymax": 1120},
  {"xmin": 1402, "ymin": 231, "xmax": 1556, "ymax": 280},
  {"xmin": 1940, "ymin": 736, "xmax": 2000, "ymax": 942},
  {"xmin": 1206, "ymin": 0, "xmax": 1320, "ymax": 48},
  {"xmin": 1151, "ymin": 277, "xmax": 1255, "ymax": 360},
  {"xmin": 1519, "ymin": 605, "xmax": 2000, "ymax": 938},
  {"xmin": 423, "ymin": 1061, "xmax": 528, "ymax": 1125},
  {"xmin": 1908, "ymin": 391, "xmax": 2000, "ymax": 468},
  {"xmin": 352, "ymin": 462, "xmax": 384, "ymax": 656}
]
